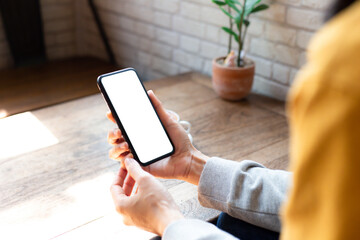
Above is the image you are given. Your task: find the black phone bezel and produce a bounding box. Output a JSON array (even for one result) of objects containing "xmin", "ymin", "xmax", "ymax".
[{"xmin": 97, "ymin": 68, "xmax": 175, "ymax": 166}]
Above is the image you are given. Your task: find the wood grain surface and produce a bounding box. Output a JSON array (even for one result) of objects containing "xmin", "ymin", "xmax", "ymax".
[
  {"xmin": 0, "ymin": 72, "xmax": 289, "ymax": 240},
  {"xmin": 0, "ymin": 57, "xmax": 117, "ymax": 117}
]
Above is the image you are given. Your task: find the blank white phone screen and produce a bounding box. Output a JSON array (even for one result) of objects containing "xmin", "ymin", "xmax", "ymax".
[{"xmin": 101, "ymin": 70, "xmax": 173, "ymax": 164}]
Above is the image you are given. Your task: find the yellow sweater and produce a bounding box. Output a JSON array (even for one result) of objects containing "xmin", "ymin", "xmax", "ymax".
[{"xmin": 282, "ymin": 2, "xmax": 360, "ymax": 240}]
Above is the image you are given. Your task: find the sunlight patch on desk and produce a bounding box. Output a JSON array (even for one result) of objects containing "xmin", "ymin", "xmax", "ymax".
[
  {"xmin": 0, "ymin": 172, "xmax": 117, "ymax": 240},
  {"xmin": 54, "ymin": 212, "xmax": 156, "ymax": 240},
  {"xmin": 0, "ymin": 112, "xmax": 59, "ymax": 159},
  {"xmin": 64, "ymin": 172, "xmax": 115, "ymax": 215},
  {"xmin": 0, "ymin": 172, "xmax": 156, "ymax": 240},
  {"xmin": 0, "ymin": 109, "xmax": 8, "ymax": 119}
]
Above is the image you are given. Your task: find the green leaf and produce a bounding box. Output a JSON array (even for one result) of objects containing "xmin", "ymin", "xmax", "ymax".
[
  {"xmin": 234, "ymin": 12, "xmax": 242, "ymax": 24},
  {"xmin": 222, "ymin": 26, "xmax": 239, "ymax": 43},
  {"xmin": 225, "ymin": 0, "xmax": 241, "ymax": 14},
  {"xmin": 211, "ymin": 0, "xmax": 226, "ymax": 6},
  {"xmin": 228, "ymin": 0, "xmax": 242, "ymax": 7},
  {"xmin": 220, "ymin": 6, "xmax": 235, "ymax": 19},
  {"xmin": 244, "ymin": 0, "xmax": 261, "ymax": 16},
  {"xmin": 250, "ymin": 4, "xmax": 269, "ymax": 14}
]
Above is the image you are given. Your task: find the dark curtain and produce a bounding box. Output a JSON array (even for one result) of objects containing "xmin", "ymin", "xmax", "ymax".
[{"xmin": 0, "ymin": 0, "xmax": 46, "ymax": 67}]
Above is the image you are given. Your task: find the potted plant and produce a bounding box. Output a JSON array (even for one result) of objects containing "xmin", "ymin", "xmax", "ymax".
[{"xmin": 211, "ymin": 0, "xmax": 269, "ymax": 100}]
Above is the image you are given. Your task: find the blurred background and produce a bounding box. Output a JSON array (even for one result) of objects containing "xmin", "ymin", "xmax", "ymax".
[{"xmin": 0, "ymin": 0, "xmax": 333, "ymax": 116}]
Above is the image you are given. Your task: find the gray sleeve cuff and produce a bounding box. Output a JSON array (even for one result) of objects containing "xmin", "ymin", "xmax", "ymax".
[
  {"xmin": 197, "ymin": 157, "xmax": 291, "ymax": 232},
  {"xmin": 198, "ymin": 157, "xmax": 240, "ymax": 208},
  {"xmin": 163, "ymin": 219, "xmax": 237, "ymax": 240}
]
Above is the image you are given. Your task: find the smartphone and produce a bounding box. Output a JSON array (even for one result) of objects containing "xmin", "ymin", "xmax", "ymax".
[{"xmin": 97, "ymin": 68, "xmax": 175, "ymax": 166}]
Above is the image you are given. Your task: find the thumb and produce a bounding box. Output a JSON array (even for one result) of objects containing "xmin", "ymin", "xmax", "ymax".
[
  {"xmin": 147, "ymin": 90, "xmax": 175, "ymax": 128},
  {"xmin": 124, "ymin": 158, "xmax": 149, "ymax": 181},
  {"xmin": 106, "ymin": 111, "xmax": 116, "ymax": 123}
]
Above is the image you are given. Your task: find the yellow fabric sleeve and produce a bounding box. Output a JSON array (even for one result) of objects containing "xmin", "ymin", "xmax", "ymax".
[{"xmin": 281, "ymin": 2, "xmax": 360, "ymax": 239}]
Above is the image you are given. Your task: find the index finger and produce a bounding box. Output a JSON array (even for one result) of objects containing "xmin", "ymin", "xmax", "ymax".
[
  {"xmin": 106, "ymin": 111, "xmax": 116, "ymax": 123},
  {"xmin": 124, "ymin": 158, "xmax": 150, "ymax": 181}
]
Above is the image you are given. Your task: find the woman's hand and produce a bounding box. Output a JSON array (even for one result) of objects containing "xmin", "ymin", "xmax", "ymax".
[
  {"xmin": 107, "ymin": 90, "xmax": 209, "ymax": 185},
  {"xmin": 111, "ymin": 158, "xmax": 183, "ymax": 236}
]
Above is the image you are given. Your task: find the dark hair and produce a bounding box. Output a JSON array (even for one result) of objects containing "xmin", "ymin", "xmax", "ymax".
[{"xmin": 325, "ymin": 0, "xmax": 357, "ymax": 21}]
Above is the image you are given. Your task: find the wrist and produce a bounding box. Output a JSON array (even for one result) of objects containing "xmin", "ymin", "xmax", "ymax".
[
  {"xmin": 187, "ymin": 150, "xmax": 209, "ymax": 185},
  {"xmin": 156, "ymin": 206, "xmax": 184, "ymax": 236}
]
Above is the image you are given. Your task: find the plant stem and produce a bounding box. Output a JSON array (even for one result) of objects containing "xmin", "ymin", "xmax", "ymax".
[
  {"xmin": 237, "ymin": 0, "xmax": 246, "ymax": 67},
  {"xmin": 240, "ymin": 17, "xmax": 249, "ymax": 63},
  {"xmin": 228, "ymin": 6, "xmax": 232, "ymax": 54}
]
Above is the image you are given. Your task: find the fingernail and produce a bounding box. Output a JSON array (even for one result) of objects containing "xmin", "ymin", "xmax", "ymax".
[{"xmin": 125, "ymin": 158, "xmax": 131, "ymax": 165}]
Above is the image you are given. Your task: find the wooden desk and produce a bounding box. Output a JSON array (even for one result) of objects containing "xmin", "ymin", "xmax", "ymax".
[{"xmin": 0, "ymin": 72, "xmax": 289, "ymax": 240}]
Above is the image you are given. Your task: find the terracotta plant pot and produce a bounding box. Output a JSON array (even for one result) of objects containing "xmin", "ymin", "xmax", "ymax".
[{"xmin": 212, "ymin": 57, "xmax": 255, "ymax": 101}]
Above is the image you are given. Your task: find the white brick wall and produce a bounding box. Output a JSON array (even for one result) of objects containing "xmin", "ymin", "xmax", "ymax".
[
  {"xmin": 0, "ymin": 0, "xmax": 335, "ymax": 100},
  {"xmin": 287, "ymin": 8, "xmax": 324, "ymax": 30},
  {"xmin": 41, "ymin": 0, "xmax": 77, "ymax": 60},
  {"xmin": 273, "ymin": 63, "xmax": 291, "ymax": 85},
  {"xmin": 297, "ymin": 30, "xmax": 314, "ymax": 49},
  {"xmin": 180, "ymin": 35, "xmax": 201, "ymax": 53},
  {"xmin": 81, "ymin": 0, "xmax": 335, "ymax": 100}
]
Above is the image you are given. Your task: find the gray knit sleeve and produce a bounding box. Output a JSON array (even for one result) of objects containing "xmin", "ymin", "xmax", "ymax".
[
  {"xmin": 198, "ymin": 157, "xmax": 291, "ymax": 232},
  {"xmin": 163, "ymin": 219, "xmax": 238, "ymax": 240}
]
